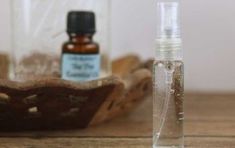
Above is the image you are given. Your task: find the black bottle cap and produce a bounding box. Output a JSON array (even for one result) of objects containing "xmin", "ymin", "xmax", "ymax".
[{"xmin": 67, "ymin": 11, "xmax": 96, "ymax": 34}]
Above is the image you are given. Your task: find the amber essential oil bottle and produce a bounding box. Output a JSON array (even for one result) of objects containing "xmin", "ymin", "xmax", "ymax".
[{"xmin": 61, "ymin": 11, "xmax": 100, "ymax": 82}]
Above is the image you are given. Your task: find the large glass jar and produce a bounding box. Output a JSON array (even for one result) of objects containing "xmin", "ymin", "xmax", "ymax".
[{"xmin": 11, "ymin": 0, "xmax": 111, "ymax": 81}]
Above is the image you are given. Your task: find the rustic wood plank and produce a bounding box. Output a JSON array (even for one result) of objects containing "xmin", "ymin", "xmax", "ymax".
[
  {"xmin": 185, "ymin": 137, "xmax": 235, "ymax": 148},
  {"xmin": 1, "ymin": 94, "xmax": 234, "ymax": 138},
  {"xmin": 0, "ymin": 94, "xmax": 234, "ymax": 148},
  {"xmin": 185, "ymin": 121, "xmax": 235, "ymax": 137},
  {"xmin": 184, "ymin": 94, "xmax": 235, "ymax": 137},
  {"xmin": 0, "ymin": 137, "xmax": 234, "ymax": 148},
  {"xmin": 185, "ymin": 94, "xmax": 235, "ymax": 121}
]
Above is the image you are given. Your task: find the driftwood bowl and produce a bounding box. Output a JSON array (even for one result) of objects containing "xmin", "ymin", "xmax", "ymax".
[{"xmin": 0, "ymin": 54, "xmax": 152, "ymax": 131}]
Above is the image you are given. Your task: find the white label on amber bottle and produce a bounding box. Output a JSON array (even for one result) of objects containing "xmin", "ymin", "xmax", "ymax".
[{"xmin": 62, "ymin": 53, "xmax": 100, "ymax": 82}]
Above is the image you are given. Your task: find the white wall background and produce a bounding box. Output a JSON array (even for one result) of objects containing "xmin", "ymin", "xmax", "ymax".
[{"xmin": 0, "ymin": 0, "xmax": 235, "ymax": 93}]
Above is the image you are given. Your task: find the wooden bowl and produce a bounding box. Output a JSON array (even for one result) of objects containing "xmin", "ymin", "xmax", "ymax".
[{"xmin": 0, "ymin": 54, "xmax": 152, "ymax": 131}]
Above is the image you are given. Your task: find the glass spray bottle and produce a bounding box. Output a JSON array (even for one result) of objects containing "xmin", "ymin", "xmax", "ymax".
[{"xmin": 153, "ymin": 1, "xmax": 184, "ymax": 148}]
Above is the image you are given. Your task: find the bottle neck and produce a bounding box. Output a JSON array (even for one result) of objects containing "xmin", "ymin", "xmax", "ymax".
[
  {"xmin": 156, "ymin": 37, "xmax": 183, "ymax": 61},
  {"xmin": 69, "ymin": 33, "xmax": 93, "ymax": 43}
]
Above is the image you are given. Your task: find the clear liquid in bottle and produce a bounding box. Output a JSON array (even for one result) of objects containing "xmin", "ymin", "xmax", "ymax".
[{"xmin": 153, "ymin": 60, "xmax": 184, "ymax": 148}]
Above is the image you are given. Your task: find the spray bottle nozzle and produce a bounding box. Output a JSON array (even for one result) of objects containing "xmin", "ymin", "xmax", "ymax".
[
  {"xmin": 158, "ymin": 2, "xmax": 180, "ymax": 38},
  {"xmin": 156, "ymin": 2, "xmax": 182, "ymax": 60}
]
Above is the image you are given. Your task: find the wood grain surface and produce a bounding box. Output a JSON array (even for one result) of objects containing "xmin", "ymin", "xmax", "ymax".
[{"xmin": 0, "ymin": 94, "xmax": 234, "ymax": 148}]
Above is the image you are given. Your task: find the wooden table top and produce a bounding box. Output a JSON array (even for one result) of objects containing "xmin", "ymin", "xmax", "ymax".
[{"xmin": 0, "ymin": 94, "xmax": 234, "ymax": 148}]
